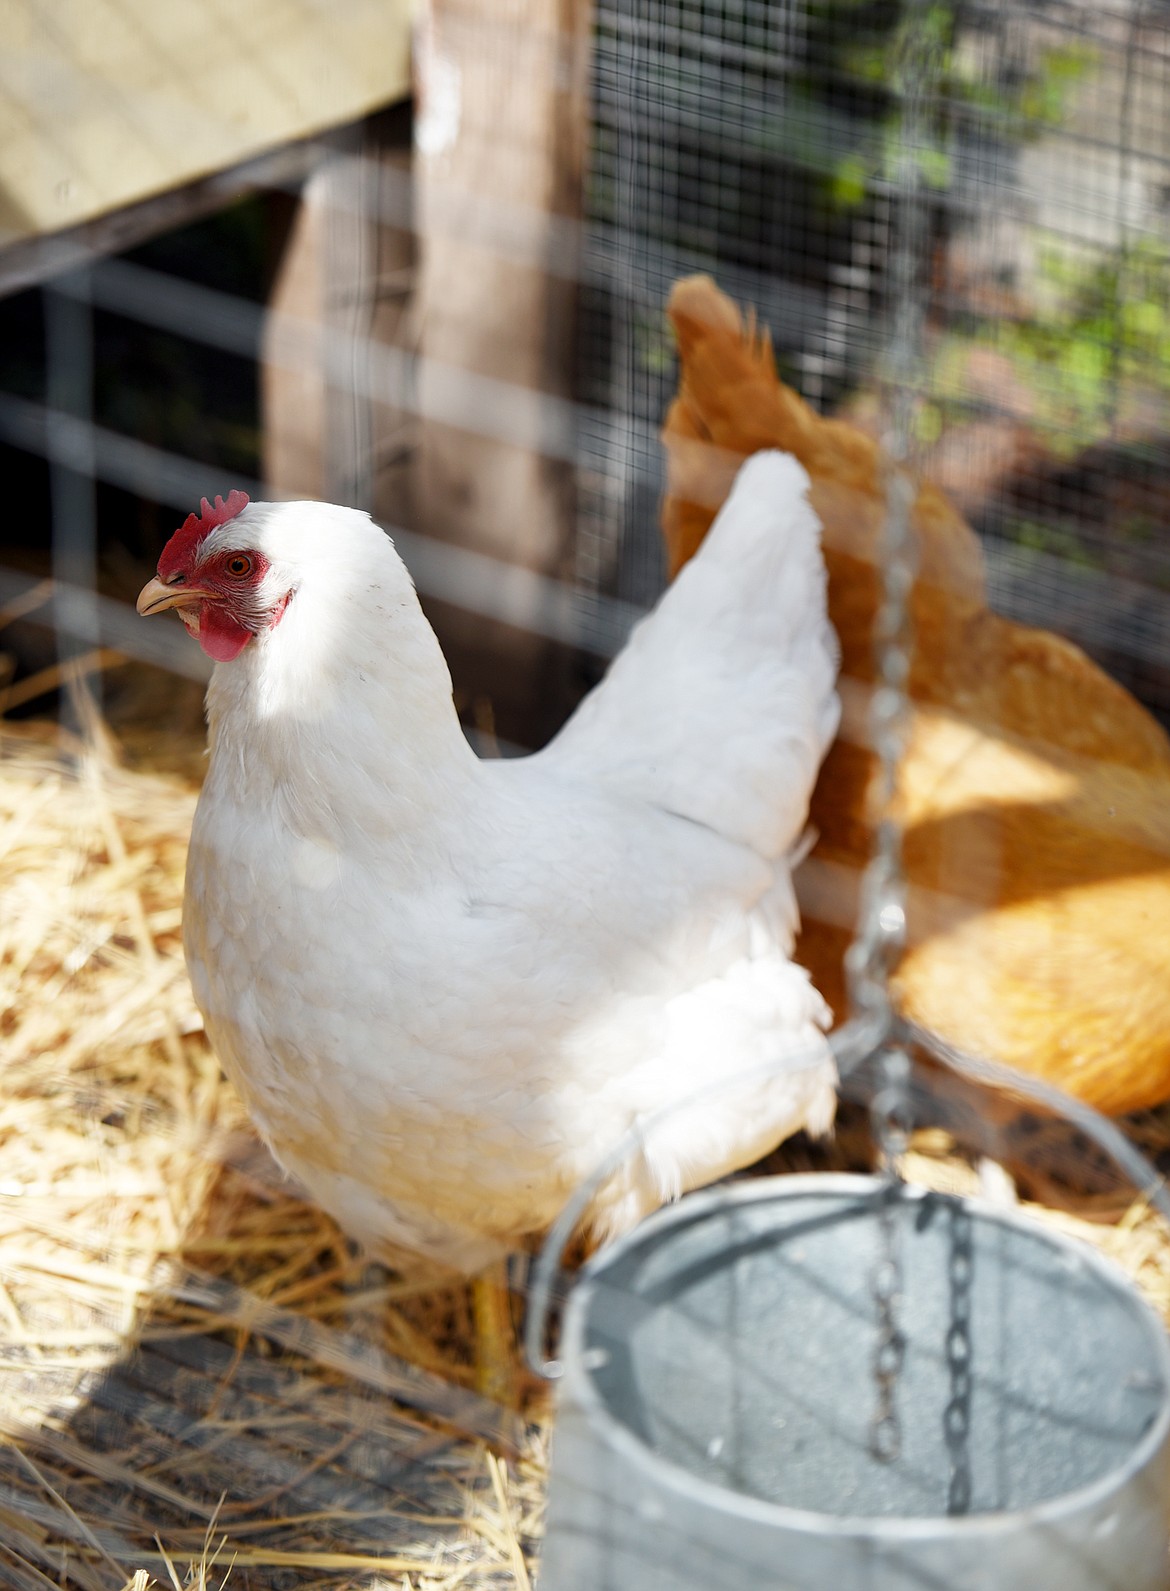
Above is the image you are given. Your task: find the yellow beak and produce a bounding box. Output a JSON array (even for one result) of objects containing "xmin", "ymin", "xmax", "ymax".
[{"xmin": 136, "ymin": 577, "xmax": 212, "ymax": 616}]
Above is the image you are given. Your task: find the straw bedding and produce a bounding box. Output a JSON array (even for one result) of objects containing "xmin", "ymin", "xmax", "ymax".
[
  {"xmin": 3, "ymin": 706, "xmax": 1170, "ymax": 1590},
  {"xmin": 0, "ymin": 715, "xmax": 544, "ymax": 1590}
]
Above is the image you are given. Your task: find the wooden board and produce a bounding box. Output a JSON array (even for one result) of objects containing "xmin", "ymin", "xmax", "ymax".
[
  {"xmin": 0, "ymin": 0, "xmax": 414, "ymax": 248},
  {"xmin": 407, "ymin": 0, "xmax": 594, "ymax": 745}
]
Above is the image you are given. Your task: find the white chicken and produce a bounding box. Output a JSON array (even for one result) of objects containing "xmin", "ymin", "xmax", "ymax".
[{"xmin": 137, "ymin": 456, "xmax": 840, "ymax": 1274}]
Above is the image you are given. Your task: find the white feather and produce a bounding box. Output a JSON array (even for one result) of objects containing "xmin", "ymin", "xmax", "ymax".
[{"xmin": 181, "ymin": 451, "xmax": 840, "ymax": 1271}]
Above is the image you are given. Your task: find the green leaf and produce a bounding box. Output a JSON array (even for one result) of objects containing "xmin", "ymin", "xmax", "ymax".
[{"xmin": 831, "ymin": 154, "xmax": 870, "ymax": 209}]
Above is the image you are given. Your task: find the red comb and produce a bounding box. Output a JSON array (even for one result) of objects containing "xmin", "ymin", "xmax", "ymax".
[
  {"xmin": 182, "ymin": 490, "xmax": 250, "ymax": 539},
  {"xmin": 158, "ymin": 490, "xmax": 250, "ymax": 579}
]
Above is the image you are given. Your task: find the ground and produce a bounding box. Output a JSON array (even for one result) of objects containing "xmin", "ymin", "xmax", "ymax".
[{"xmin": 3, "ymin": 711, "xmax": 1169, "ymax": 1590}]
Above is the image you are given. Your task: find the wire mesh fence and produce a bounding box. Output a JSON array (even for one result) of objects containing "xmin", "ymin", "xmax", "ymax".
[
  {"xmin": 579, "ymin": 0, "xmax": 1170, "ymax": 710},
  {"xmin": 3, "ymin": 1, "xmax": 1170, "ymax": 1587},
  {"xmin": 2, "ymin": 0, "xmax": 1168, "ymax": 730}
]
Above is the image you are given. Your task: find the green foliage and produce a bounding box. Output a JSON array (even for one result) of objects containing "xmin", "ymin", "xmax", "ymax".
[
  {"xmin": 636, "ymin": 312, "xmax": 676, "ymax": 377},
  {"xmin": 1015, "ymin": 43, "xmax": 1096, "ymax": 128},
  {"xmin": 965, "ymin": 240, "xmax": 1170, "ymax": 453},
  {"xmin": 829, "ymin": 8, "xmax": 1095, "ymax": 211},
  {"xmin": 1007, "ymin": 516, "xmax": 1104, "ymax": 569},
  {"xmin": 831, "ymin": 153, "xmax": 871, "ymax": 208},
  {"xmin": 916, "ymin": 400, "xmax": 943, "ymax": 444}
]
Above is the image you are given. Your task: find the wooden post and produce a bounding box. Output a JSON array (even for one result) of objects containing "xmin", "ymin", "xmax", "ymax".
[
  {"xmin": 410, "ymin": 0, "xmax": 594, "ymax": 747},
  {"xmin": 261, "ymin": 110, "xmax": 416, "ymax": 509},
  {"xmin": 261, "ymin": 176, "xmax": 329, "ymax": 502}
]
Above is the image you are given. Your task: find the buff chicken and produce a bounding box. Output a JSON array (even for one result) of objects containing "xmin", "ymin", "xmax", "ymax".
[
  {"xmin": 662, "ymin": 274, "xmax": 1170, "ymax": 1116},
  {"xmin": 136, "ymin": 457, "xmax": 839, "ymax": 1277}
]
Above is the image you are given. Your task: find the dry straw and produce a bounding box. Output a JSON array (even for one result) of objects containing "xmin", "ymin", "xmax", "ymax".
[
  {"xmin": 0, "ymin": 710, "xmax": 544, "ymax": 1590},
  {"xmin": 3, "ymin": 687, "xmax": 1170, "ymax": 1589}
]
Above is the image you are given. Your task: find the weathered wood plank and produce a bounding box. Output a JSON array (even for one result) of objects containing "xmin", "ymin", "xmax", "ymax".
[
  {"xmin": 408, "ymin": 0, "xmax": 595, "ymax": 745},
  {"xmin": 0, "ymin": 0, "xmax": 413, "ymax": 249}
]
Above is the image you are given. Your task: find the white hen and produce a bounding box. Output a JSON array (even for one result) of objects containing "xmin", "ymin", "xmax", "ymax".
[{"xmin": 137, "ymin": 454, "xmax": 840, "ymax": 1272}]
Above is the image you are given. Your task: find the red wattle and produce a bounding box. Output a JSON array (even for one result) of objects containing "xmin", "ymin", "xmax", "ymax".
[{"xmin": 199, "ymin": 606, "xmax": 253, "ymax": 662}]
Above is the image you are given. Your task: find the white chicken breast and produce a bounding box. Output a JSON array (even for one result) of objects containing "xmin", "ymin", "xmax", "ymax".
[{"xmin": 137, "ymin": 454, "xmax": 840, "ymax": 1272}]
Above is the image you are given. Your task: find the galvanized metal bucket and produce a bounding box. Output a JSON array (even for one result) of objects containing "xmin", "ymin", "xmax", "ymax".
[{"xmin": 539, "ymin": 1174, "xmax": 1170, "ymax": 1591}]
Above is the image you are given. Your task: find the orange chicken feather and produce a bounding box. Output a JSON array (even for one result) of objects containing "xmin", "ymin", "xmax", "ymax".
[{"xmin": 662, "ymin": 274, "xmax": 1170, "ymax": 1115}]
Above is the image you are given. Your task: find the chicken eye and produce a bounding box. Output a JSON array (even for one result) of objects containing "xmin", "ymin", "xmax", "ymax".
[{"xmin": 225, "ymin": 555, "xmax": 253, "ymax": 578}]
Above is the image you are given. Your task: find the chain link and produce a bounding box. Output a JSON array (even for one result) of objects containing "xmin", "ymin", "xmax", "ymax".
[
  {"xmin": 871, "ymin": 1044, "xmax": 913, "ymax": 1165},
  {"xmin": 944, "ymin": 1200, "xmax": 974, "ymax": 1514},
  {"xmin": 844, "ymin": 0, "xmax": 945, "ymax": 1033},
  {"xmin": 850, "ymin": 0, "xmax": 947, "ymax": 1466},
  {"xmin": 868, "ymin": 1165, "xmax": 907, "ymax": 1462},
  {"xmin": 867, "ymin": 1044, "xmax": 911, "ymax": 1461}
]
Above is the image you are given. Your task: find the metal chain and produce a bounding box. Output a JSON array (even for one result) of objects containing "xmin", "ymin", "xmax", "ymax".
[
  {"xmin": 944, "ymin": 1199, "xmax": 974, "ymax": 1515},
  {"xmin": 866, "ymin": 1043, "xmax": 912, "ymax": 1461},
  {"xmin": 845, "ymin": 0, "xmax": 943, "ymax": 1039},
  {"xmin": 848, "ymin": 0, "xmax": 947, "ymax": 1466},
  {"xmin": 868, "ymin": 1151, "xmax": 907, "ymax": 1461},
  {"xmin": 844, "ymin": 467, "xmax": 917, "ymax": 1036}
]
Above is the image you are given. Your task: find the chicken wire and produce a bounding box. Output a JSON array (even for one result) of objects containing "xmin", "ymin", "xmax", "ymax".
[
  {"xmin": 1, "ymin": 1, "xmax": 1167, "ymax": 722},
  {"xmin": 2, "ymin": 2, "xmax": 1170, "ymax": 1587},
  {"xmin": 578, "ymin": 0, "xmax": 1170, "ymax": 713}
]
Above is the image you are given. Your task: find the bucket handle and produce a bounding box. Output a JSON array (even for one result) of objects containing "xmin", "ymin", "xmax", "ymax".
[
  {"xmin": 525, "ymin": 1013, "xmax": 1170, "ymax": 1379},
  {"xmin": 895, "ymin": 1017, "xmax": 1170, "ymax": 1230}
]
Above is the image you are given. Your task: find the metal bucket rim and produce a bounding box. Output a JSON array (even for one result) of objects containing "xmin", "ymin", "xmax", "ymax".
[{"xmin": 560, "ymin": 1171, "xmax": 1170, "ymax": 1540}]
